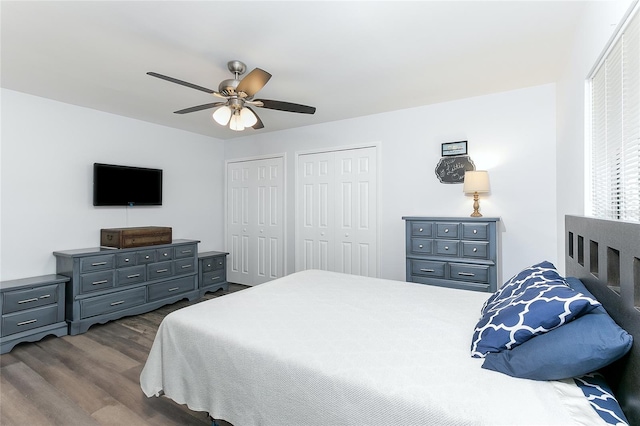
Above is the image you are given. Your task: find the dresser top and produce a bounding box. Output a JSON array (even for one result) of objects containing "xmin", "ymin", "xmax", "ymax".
[
  {"xmin": 53, "ymin": 239, "xmax": 200, "ymax": 257},
  {"xmin": 1, "ymin": 274, "xmax": 69, "ymax": 291},
  {"xmin": 402, "ymin": 216, "xmax": 501, "ymax": 222},
  {"xmin": 198, "ymin": 250, "xmax": 229, "ymax": 258}
]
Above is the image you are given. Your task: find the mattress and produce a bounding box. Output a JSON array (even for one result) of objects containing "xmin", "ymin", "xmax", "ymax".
[{"xmin": 140, "ymin": 269, "xmax": 607, "ymax": 426}]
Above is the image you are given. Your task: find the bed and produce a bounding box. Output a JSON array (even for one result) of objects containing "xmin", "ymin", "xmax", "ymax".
[{"xmin": 140, "ymin": 215, "xmax": 639, "ymax": 425}]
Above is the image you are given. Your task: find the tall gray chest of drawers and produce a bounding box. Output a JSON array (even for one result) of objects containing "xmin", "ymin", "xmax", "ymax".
[
  {"xmin": 54, "ymin": 239, "xmax": 200, "ymax": 335},
  {"xmin": 0, "ymin": 275, "xmax": 69, "ymax": 354},
  {"xmin": 403, "ymin": 217, "xmax": 501, "ymax": 292}
]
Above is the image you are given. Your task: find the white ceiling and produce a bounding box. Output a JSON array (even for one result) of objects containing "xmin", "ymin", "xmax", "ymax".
[{"xmin": 1, "ymin": 1, "xmax": 586, "ymax": 140}]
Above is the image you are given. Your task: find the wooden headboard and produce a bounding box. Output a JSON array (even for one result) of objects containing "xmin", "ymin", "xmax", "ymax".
[{"xmin": 565, "ymin": 215, "xmax": 640, "ymax": 425}]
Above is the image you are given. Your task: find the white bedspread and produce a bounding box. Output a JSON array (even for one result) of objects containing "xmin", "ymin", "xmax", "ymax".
[{"xmin": 140, "ymin": 270, "xmax": 594, "ymax": 426}]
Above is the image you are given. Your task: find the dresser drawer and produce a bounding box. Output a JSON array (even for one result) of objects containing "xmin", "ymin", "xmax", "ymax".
[
  {"xmin": 174, "ymin": 258, "xmax": 196, "ymax": 275},
  {"xmin": 434, "ymin": 240, "xmax": 459, "ymax": 256},
  {"xmin": 148, "ymin": 276, "xmax": 196, "ymax": 301},
  {"xmin": 116, "ymin": 265, "xmax": 146, "ymax": 286},
  {"xmin": 175, "ymin": 244, "xmax": 197, "ymax": 259},
  {"xmin": 80, "ymin": 270, "xmax": 115, "ymax": 293},
  {"xmin": 202, "ymin": 270, "xmax": 226, "ymax": 286},
  {"xmin": 410, "ymin": 259, "xmax": 446, "ymax": 278},
  {"xmin": 462, "ymin": 241, "xmax": 489, "ymax": 259},
  {"xmin": 3, "ymin": 284, "xmax": 58, "ymax": 314},
  {"xmin": 80, "ymin": 254, "xmax": 115, "ymax": 273},
  {"xmin": 2, "ymin": 305, "xmax": 58, "ymax": 336},
  {"xmin": 410, "ymin": 222, "xmax": 433, "ymax": 237},
  {"xmin": 80, "ymin": 287, "xmax": 146, "ymax": 319},
  {"xmin": 462, "ymin": 223, "xmax": 489, "ymax": 240},
  {"xmin": 116, "ymin": 253, "xmax": 137, "ymax": 268},
  {"xmin": 449, "ymin": 263, "xmax": 490, "ymax": 283},
  {"xmin": 136, "ymin": 249, "xmax": 157, "ymax": 264},
  {"xmin": 147, "ymin": 260, "xmax": 174, "ymax": 280},
  {"xmin": 410, "ymin": 238, "xmax": 433, "ymax": 255},
  {"xmin": 436, "ymin": 223, "xmax": 459, "ymax": 239},
  {"xmin": 156, "ymin": 247, "xmax": 174, "ymax": 261}
]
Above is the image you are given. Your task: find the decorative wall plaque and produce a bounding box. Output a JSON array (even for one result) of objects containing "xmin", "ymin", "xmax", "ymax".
[{"xmin": 435, "ymin": 155, "xmax": 476, "ymax": 184}]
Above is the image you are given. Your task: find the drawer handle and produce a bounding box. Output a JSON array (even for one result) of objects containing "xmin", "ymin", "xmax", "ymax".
[
  {"xmin": 418, "ymin": 244, "xmax": 423, "ymax": 249},
  {"xmin": 163, "ymin": 253, "xmax": 169, "ymax": 257},
  {"xmin": 39, "ymin": 294, "xmax": 51, "ymax": 299},
  {"xmin": 92, "ymin": 280, "xmax": 108, "ymax": 285},
  {"xmin": 156, "ymin": 269, "xmax": 169, "ymax": 273},
  {"xmin": 444, "ymin": 228, "xmax": 449, "ymax": 233},
  {"xmin": 444, "ymin": 246, "xmax": 449, "ymax": 250},
  {"xmin": 181, "ymin": 264, "xmax": 192, "ymax": 269},
  {"xmin": 218, "ymin": 261, "xmax": 223, "ymax": 265},
  {"xmin": 181, "ymin": 249, "xmax": 192, "ymax": 254},
  {"xmin": 17, "ymin": 319, "xmax": 37, "ymax": 326},
  {"xmin": 18, "ymin": 297, "xmax": 39, "ymax": 304},
  {"xmin": 210, "ymin": 276, "xmax": 221, "ymax": 281},
  {"xmin": 124, "ymin": 258, "xmax": 130, "ymax": 263},
  {"xmin": 473, "ymin": 229, "xmax": 478, "ymax": 234},
  {"xmin": 458, "ymin": 272, "xmax": 475, "ymax": 277},
  {"xmin": 473, "ymin": 248, "xmax": 478, "ymax": 252},
  {"xmin": 91, "ymin": 261, "xmax": 107, "ymax": 266},
  {"xmin": 168, "ymin": 287, "xmax": 180, "ymax": 292},
  {"xmin": 206, "ymin": 263, "xmax": 212, "ymax": 267},
  {"xmin": 418, "ymin": 228, "xmax": 423, "ymax": 232},
  {"xmin": 127, "ymin": 274, "xmax": 141, "ymax": 278},
  {"xmin": 145, "ymin": 255, "xmax": 150, "ymax": 259},
  {"xmin": 420, "ymin": 268, "xmax": 435, "ymax": 273},
  {"xmin": 110, "ymin": 300, "xmax": 125, "ymax": 306}
]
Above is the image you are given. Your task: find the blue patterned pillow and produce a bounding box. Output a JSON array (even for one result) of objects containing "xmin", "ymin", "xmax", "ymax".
[
  {"xmin": 574, "ymin": 373, "xmax": 629, "ymax": 425},
  {"xmin": 471, "ymin": 279, "xmax": 601, "ymax": 358},
  {"xmin": 481, "ymin": 261, "xmax": 564, "ymax": 314}
]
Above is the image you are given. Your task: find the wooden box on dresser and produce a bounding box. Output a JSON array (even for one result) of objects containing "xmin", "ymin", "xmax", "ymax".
[
  {"xmin": 54, "ymin": 239, "xmax": 200, "ymax": 335},
  {"xmin": 403, "ymin": 217, "xmax": 501, "ymax": 293},
  {"xmin": 0, "ymin": 274, "xmax": 69, "ymax": 354},
  {"xmin": 198, "ymin": 251, "xmax": 229, "ymax": 296}
]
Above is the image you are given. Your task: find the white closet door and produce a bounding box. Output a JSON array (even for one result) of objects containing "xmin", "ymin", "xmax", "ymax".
[
  {"xmin": 296, "ymin": 146, "xmax": 378, "ymax": 277},
  {"xmin": 227, "ymin": 157, "xmax": 284, "ymax": 285}
]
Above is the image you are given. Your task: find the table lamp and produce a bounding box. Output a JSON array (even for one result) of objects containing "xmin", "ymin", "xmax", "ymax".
[{"xmin": 463, "ymin": 171, "xmax": 490, "ymax": 217}]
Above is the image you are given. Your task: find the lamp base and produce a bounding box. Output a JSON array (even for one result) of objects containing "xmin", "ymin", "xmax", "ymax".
[{"xmin": 470, "ymin": 192, "xmax": 483, "ymax": 217}]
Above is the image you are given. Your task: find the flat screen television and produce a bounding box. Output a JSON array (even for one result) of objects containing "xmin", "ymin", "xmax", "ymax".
[{"xmin": 93, "ymin": 163, "xmax": 163, "ymax": 206}]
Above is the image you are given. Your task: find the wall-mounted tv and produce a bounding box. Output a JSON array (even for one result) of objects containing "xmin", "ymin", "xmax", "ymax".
[{"xmin": 93, "ymin": 163, "xmax": 163, "ymax": 206}]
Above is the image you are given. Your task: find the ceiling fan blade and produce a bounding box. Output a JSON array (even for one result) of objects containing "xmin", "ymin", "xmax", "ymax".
[
  {"xmin": 147, "ymin": 72, "xmax": 215, "ymax": 94},
  {"xmin": 246, "ymin": 107, "xmax": 264, "ymax": 129},
  {"xmin": 174, "ymin": 102, "xmax": 226, "ymax": 114},
  {"xmin": 256, "ymin": 99, "xmax": 316, "ymax": 114},
  {"xmin": 236, "ymin": 68, "xmax": 272, "ymax": 97}
]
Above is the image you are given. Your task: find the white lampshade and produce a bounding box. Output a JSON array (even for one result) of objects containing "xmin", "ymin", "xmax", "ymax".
[
  {"xmin": 463, "ymin": 170, "xmax": 490, "ymax": 194},
  {"xmin": 240, "ymin": 107, "xmax": 257, "ymax": 127},
  {"xmin": 229, "ymin": 112, "xmax": 245, "ymax": 131},
  {"xmin": 212, "ymin": 106, "xmax": 232, "ymax": 125}
]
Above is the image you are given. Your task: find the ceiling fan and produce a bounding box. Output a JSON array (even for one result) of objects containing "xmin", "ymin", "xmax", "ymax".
[{"xmin": 148, "ymin": 60, "xmax": 316, "ymax": 131}]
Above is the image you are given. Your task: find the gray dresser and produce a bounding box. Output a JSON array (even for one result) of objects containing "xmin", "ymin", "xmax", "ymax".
[
  {"xmin": 0, "ymin": 274, "xmax": 69, "ymax": 354},
  {"xmin": 54, "ymin": 239, "xmax": 200, "ymax": 335},
  {"xmin": 403, "ymin": 217, "xmax": 501, "ymax": 292},
  {"xmin": 198, "ymin": 251, "xmax": 229, "ymax": 296}
]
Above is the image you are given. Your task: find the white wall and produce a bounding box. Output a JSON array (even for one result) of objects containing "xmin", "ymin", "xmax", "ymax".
[
  {"xmin": 555, "ymin": 0, "xmax": 634, "ymax": 272},
  {"xmin": 0, "ymin": 89, "xmax": 226, "ymax": 280},
  {"xmin": 225, "ymin": 84, "xmax": 558, "ymax": 283}
]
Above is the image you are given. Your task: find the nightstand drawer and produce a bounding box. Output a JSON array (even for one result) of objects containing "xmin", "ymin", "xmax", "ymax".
[
  {"xmin": 80, "ymin": 254, "xmax": 114, "ymax": 273},
  {"xmin": 410, "ymin": 239, "xmax": 433, "ymax": 255},
  {"xmin": 148, "ymin": 276, "xmax": 196, "ymax": 301},
  {"xmin": 80, "ymin": 287, "xmax": 146, "ymax": 319},
  {"xmin": 434, "ymin": 240, "xmax": 459, "ymax": 256},
  {"xmin": 462, "ymin": 223, "xmax": 489, "ymax": 240},
  {"xmin": 175, "ymin": 244, "xmax": 197, "ymax": 259},
  {"xmin": 411, "ymin": 222, "xmax": 433, "ymax": 237},
  {"xmin": 116, "ymin": 265, "xmax": 146, "ymax": 286},
  {"xmin": 410, "ymin": 260, "xmax": 445, "ymax": 278},
  {"xmin": 462, "ymin": 241, "xmax": 489, "ymax": 259},
  {"xmin": 450, "ymin": 263, "xmax": 489, "ymax": 283},
  {"xmin": 202, "ymin": 271, "xmax": 225, "ymax": 286},
  {"xmin": 80, "ymin": 270, "xmax": 115, "ymax": 293},
  {"xmin": 2, "ymin": 305, "xmax": 58, "ymax": 336},
  {"xmin": 3, "ymin": 284, "xmax": 58, "ymax": 314},
  {"xmin": 174, "ymin": 258, "xmax": 196, "ymax": 275},
  {"xmin": 436, "ymin": 223, "xmax": 459, "ymax": 239}
]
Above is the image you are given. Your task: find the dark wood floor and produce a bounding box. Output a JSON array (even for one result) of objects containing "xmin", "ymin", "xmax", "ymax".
[{"xmin": 0, "ymin": 284, "xmax": 247, "ymax": 426}]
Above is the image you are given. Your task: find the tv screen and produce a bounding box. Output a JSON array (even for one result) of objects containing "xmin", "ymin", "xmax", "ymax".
[{"xmin": 93, "ymin": 163, "xmax": 163, "ymax": 206}]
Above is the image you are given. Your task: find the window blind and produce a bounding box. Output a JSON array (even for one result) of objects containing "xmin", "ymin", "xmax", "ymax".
[{"xmin": 590, "ymin": 5, "xmax": 640, "ymax": 222}]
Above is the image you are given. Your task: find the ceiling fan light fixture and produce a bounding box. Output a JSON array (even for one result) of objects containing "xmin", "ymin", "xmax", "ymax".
[
  {"xmin": 229, "ymin": 111, "xmax": 245, "ymax": 131},
  {"xmin": 212, "ymin": 105, "xmax": 232, "ymax": 125},
  {"xmin": 240, "ymin": 107, "xmax": 258, "ymax": 127}
]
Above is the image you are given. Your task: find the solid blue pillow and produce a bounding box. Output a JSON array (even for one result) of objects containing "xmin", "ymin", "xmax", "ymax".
[
  {"xmin": 481, "ymin": 277, "xmax": 633, "ymax": 379},
  {"xmin": 471, "ymin": 279, "xmax": 601, "ymax": 358},
  {"xmin": 481, "ymin": 261, "xmax": 565, "ymax": 314}
]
